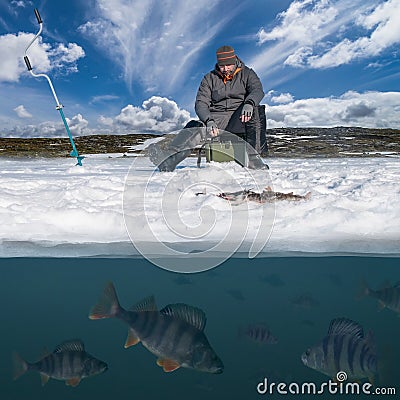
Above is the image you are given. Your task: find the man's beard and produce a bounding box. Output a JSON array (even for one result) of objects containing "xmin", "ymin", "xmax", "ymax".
[{"xmin": 222, "ymin": 70, "xmax": 233, "ymax": 78}]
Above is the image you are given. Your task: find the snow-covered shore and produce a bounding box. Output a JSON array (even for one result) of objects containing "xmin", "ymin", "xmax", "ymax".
[{"xmin": 1, "ymin": 154, "xmax": 398, "ymax": 261}]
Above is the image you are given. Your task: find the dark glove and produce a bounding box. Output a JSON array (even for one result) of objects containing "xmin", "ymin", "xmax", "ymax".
[
  {"xmin": 206, "ymin": 120, "xmax": 219, "ymax": 136},
  {"xmin": 241, "ymin": 103, "xmax": 253, "ymax": 121}
]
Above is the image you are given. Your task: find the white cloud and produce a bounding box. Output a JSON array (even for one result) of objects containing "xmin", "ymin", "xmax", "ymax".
[
  {"xmin": 67, "ymin": 114, "xmax": 89, "ymax": 136},
  {"xmin": 3, "ymin": 121, "xmax": 58, "ymax": 138},
  {"xmin": 11, "ymin": 1, "xmax": 31, "ymax": 8},
  {"xmin": 49, "ymin": 43, "xmax": 85, "ymax": 73},
  {"xmin": 0, "ymin": 32, "xmax": 48, "ymax": 82},
  {"xmin": 307, "ymin": 0, "xmax": 400, "ymax": 68},
  {"xmin": 0, "ymin": 32, "xmax": 85, "ymax": 83},
  {"xmin": 0, "ymin": 15, "xmax": 8, "ymax": 30},
  {"xmin": 267, "ymin": 91, "xmax": 294, "ymax": 104},
  {"xmin": 78, "ymin": 0, "xmax": 241, "ymax": 94},
  {"xmin": 358, "ymin": 0, "xmax": 398, "ymax": 30},
  {"xmin": 250, "ymin": 0, "xmax": 362, "ymax": 83},
  {"xmin": 284, "ymin": 46, "xmax": 313, "ymax": 67},
  {"xmin": 250, "ymin": 0, "xmax": 397, "ymax": 87},
  {"xmin": 4, "ymin": 91, "xmax": 399, "ymax": 138},
  {"xmin": 114, "ymin": 96, "xmax": 191, "ymax": 133},
  {"xmin": 90, "ymin": 95, "xmax": 120, "ymax": 104},
  {"xmin": 257, "ymin": 0, "xmax": 337, "ymax": 46},
  {"xmin": 307, "ymin": 38, "xmax": 369, "ymax": 68},
  {"xmin": 3, "ymin": 113, "xmax": 90, "ymax": 138},
  {"xmin": 14, "ymin": 105, "xmax": 32, "ymax": 118},
  {"xmin": 2, "ymin": 96, "xmax": 192, "ymax": 137},
  {"xmin": 265, "ymin": 90, "xmax": 400, "ymax": 128},
  {"xmin": 98, "ymin": 116, "xmax": 114, "ymax": 126}
]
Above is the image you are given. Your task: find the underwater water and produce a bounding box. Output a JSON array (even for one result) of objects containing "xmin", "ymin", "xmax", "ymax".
[{"xmin": 1, "ymin": 256, "xmax": 398, "ymax": 399}]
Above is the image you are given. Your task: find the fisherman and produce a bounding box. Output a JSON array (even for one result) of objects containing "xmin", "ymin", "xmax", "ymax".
[{"xmin": 148, "ymin": 45, "xmax": 268, "ymax": 171}]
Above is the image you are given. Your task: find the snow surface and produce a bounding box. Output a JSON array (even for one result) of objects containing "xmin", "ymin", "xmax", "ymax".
[{"xmin": 0, "ymin": 152, "xmax": 399, "ymax": 266}]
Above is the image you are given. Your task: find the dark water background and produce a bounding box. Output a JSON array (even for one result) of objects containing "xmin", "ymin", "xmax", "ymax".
[{"xmin": 1, "ymin": 256, "xmax": 398, "ymax": 399}]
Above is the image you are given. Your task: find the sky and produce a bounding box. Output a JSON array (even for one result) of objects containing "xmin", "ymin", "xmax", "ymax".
[
  {"xmin": 0, "ymin": 0, "xmax": 399, "ymax": 137},
  {"xmin": 1, "ymin": 152, "xmax": 399, "ymax": 268}
]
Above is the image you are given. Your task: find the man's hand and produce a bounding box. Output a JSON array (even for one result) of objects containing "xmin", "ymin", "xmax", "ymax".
[
  {"xmin": 240, "ymin": 103, "xmax": 253, "ymax": 123},
  {"xmin": 206, "ymin": 120, "xmax": 219, "ymax": 137}
]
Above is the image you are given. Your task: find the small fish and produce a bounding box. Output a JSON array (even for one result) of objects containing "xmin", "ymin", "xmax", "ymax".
[
  {"xmin": 13, "ymin": 339, "xmax": 107, "ymax": 387},
  {"xmin": 89, "ymin": 282, "xmax": 223, "ymax": 374},
  {"xmin": 240, "ymin": 323, "xmax": 278, "ymax": 345},
  {"xmin": 217, "ymin": 186, "xmax": 311, "ymax": 205},
  {"xmin": 301, "ymin": 317, "xmax": 377, "ymax": 382},
  {"xmin": 290, "ymin": 293, "xmax": 319, "ymax": 309},
  {"xmin": 361, "ymin": 280, "xmax": 400, "ymax": 315}
]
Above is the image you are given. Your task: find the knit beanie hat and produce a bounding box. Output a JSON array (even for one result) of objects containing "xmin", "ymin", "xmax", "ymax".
[{"xmin": 216, "ymin": 45, "xmax": 236, "ymax": 66}]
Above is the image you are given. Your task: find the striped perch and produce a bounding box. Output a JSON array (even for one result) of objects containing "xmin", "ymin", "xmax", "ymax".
[
  {"xmin": 362, "ymin": 281, "xmax": 400, "ymax": 315},
  {"xmin": 196, "ymin": 186, "xmax": 311, "ymax": 205},
  {"xmin": 89, "ymin": 282, "xmax": 224, "ymax": 374},
  {"xmin": 13, "ymin": 339, "xmax": 108, "ymax": 386},
  {"xmin": 240, "ymin": 323, "xmax": 278, "ymax": 345},
  {"xmin": 301, "ymin": 318, "xmax": 377, "ymax": 382}
]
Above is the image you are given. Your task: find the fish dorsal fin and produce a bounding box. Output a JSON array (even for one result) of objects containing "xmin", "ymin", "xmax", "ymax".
[
  {"xmin": 53, "ymin": 339, "xmax": 85, "ymax": 353},
  {"xmin": 160, "ymin": 303, "xmax": 207, "ymax": 331},
  {"xmin": 327, "ymin": 318, "xmax": 364, "ymax": 339},
  {"xmin": 129, "ymin": 295, "xmax": 157, "ymax": 312}
]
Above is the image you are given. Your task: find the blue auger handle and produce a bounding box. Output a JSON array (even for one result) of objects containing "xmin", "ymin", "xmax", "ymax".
[{"xmin": 58, "ymin": 108, "xmax": 84, "ymax": 166}]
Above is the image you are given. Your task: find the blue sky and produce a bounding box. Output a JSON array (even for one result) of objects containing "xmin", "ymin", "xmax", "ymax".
[{"xmin": 0, "ymin": 0, "xmax": 399, "ymax": 137}]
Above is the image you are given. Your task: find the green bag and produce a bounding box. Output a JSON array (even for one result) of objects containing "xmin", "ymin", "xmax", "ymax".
[{"xmin": 205, "ymin": 141, "xmax": 248, "ymax": 167}]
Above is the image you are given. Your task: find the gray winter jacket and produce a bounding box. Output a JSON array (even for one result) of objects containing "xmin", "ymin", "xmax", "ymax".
[{"xmin": 195, "ymin": 59, "xmax": 264, "ymax": 131}]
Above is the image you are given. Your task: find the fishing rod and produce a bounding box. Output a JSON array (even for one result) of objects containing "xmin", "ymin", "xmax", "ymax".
[{"xmin": 24, "ymin": 8, "xmax": 84, "ymax": 166}]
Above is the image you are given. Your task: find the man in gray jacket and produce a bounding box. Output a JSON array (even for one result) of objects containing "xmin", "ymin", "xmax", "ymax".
[{"xmin": 148, "ymin": 45, "xmax": 268, "ymax": 171}]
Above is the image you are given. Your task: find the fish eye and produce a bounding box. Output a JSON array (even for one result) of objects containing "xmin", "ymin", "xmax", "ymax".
[{"xmin": 305, "ymin": 349, "xmax": 311, "ymax": 356}]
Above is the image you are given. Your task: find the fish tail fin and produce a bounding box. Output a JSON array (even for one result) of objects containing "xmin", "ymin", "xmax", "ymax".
[
  {"xmin": 304, "ymin": 192, "xmax": 311, "ymax": 200},
  {"xmin": 12, "ymin": 352, "xmax": 29, "ymax": 381},
  {"xmin": 89, "ymin": 281, "xmax": 121, "ymax": 320}
]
